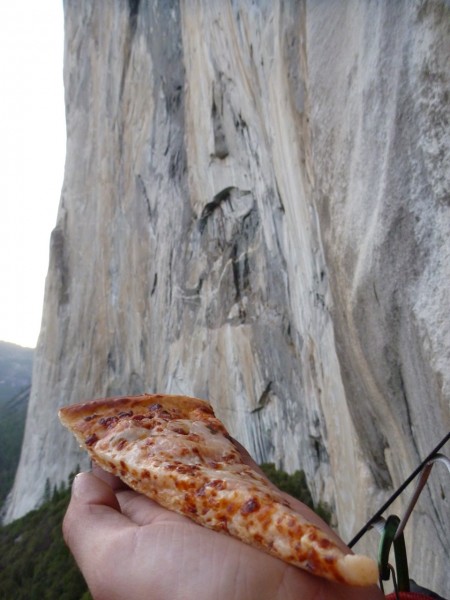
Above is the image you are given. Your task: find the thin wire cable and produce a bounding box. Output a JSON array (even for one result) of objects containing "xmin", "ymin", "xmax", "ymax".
[{"xmin": 348, "ymin": 431, "xmax": 450, "ymax": 548}]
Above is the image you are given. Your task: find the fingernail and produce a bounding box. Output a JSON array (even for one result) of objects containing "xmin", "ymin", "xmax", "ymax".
[{"xmin": 71, "ymin": 471, "xmax": 91, "ymax": 498}]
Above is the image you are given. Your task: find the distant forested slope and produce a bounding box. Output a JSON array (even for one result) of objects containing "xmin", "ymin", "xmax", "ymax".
[
  {"xmin": 0, "ymin": 462, "xmax": 321, "ymax": 599},
  {"xmin": 0, "ymin": 341, "xmax": 33, "ymax": 508},
  {"xmin": 0, "ymin": 481, "xmax": 91, "ymax": 600}
]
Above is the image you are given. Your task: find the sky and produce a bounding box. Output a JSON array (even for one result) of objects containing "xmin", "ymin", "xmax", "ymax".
[{"xmin": 0, "ymin": 2, "xmax": 65, "ymax": 349}]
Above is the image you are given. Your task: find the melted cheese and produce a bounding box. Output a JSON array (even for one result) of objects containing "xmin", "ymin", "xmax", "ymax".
[{"xmin": 59, "ymin": 394, "xmax": 379, "ymax": 587}]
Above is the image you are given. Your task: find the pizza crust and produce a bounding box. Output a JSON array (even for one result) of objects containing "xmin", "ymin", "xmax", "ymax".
[{"xmin": 59, "ymin": 393, "xmax": 379, "ymax": 587}]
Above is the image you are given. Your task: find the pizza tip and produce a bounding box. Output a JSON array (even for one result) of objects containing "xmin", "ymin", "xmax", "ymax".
[{"xmin": 338, "ymin": 553, "xmax": 379, "ymax": 586}]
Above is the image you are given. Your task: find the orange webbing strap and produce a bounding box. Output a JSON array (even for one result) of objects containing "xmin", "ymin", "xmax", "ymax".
[
  {"xmin": 386, "ymin": 595, "xmax": 440, "ymax": 600},
  {"xmin": 385, "ymin": 583, "xmax": 448, "ymax": 599}
]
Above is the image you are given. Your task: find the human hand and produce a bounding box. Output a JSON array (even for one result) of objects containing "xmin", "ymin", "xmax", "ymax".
[{"xmin": 63, "ymin": 460, "xmax": 384, "ymax": 600}]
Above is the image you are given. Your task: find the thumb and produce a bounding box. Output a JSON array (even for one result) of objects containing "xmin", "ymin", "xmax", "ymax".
[{"xmin": 63, "ymin": 472, "xmax": 134, "ymax": 578}]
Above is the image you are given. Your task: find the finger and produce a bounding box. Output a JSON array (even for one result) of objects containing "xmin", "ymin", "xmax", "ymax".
[{"xmin": 63, "ymin": 472, "xmax": 134, "ymax": 574}]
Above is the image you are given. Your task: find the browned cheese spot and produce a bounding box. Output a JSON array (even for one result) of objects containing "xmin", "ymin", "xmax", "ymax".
[
  {"xmin": 116, "ymin": 439, "xmax": 127, "ymax": 451},
  {"xmin": 99, "ymin": 416, "xmax": 119, "ymax": 428},
  {"xmin": 85, "ymin": 433, "xmax": 98, "ymax": 446},
  {"xmin": 256, "ymin": 506, "xmax": 274, "ymax": 532},
  {"xmin": 84, "ymin": 414, "xmax": 98, "ymax": 422},
  {"xmin": 305, "ymin": 558, "xmax": 318, "ymax": 573},
  {"xmin": 308, "ymin": 531, "xmax": 318, "ymax": 542},
  {"xmin": 118, "ymin": 410, "xmax": 133, "ymax": 418},
  {"xmin": 184, "ymin": 493, "xmax": 197, "ymax": 514},
  {"xmin": 222, "ymin": 452, "xmax": 238, "ymax": 463},
  {"xmin": 209, "ymin": 479, "xmax": 225, "ymax": 490},
  {"xmin": 176, "ymin": 464, "xmax": 200, "ymax": 475},
  {"xmin": 172, "ymin": 427, "xmax": 188, "ymax": 435},
  {"xmin": 217, "ymin": 515, "xmax": 229, "ymax": 532},
  {"xmin": 241, "ymin": 497, "xmax": 260, "ymax": 516}
]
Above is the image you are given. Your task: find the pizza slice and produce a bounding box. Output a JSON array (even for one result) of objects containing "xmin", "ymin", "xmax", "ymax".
[{"xmin": 58, "ymin": 393, "xmax": 378, "ymax": 587}]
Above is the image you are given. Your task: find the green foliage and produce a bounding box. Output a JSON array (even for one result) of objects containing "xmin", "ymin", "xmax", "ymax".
[
  {"xmin": 0, "ymin": 483, "xmax": 91, "ymax": 600},
  {"xmin": 260, "ymin": 463, "xmax": 333, "ymax": 525},
  {"xmin": 0, "ymin": 460, "xmax": 332, "ymax": 599},
  {"xmin": 0, "ymin": 342, "xmax": 334, "ymax": 598}
]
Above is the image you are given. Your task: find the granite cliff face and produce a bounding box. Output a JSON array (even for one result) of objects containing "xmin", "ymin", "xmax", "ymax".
[{"xmin": 6, "ymin": 0, "xmax": 450, "ymax": 593}]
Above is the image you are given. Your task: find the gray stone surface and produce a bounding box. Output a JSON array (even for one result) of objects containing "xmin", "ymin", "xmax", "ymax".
[{"xmin": 5, "ymin": 0, "xmax": 449, "ymax": 593}]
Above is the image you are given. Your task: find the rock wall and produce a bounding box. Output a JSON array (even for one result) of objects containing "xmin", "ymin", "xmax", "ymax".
[{"xmin": 5, "ymin": 0, "xmax": 449, "ymax": 593}]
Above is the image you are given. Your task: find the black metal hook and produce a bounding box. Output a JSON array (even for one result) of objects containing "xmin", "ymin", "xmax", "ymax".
[
  {"xmin": 375, "ymin": 515, "xmax": 409, "ymax": 594},
  {"xmin": 394, "ymin": 453, "xmax": 450, "ymax": 541}
]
